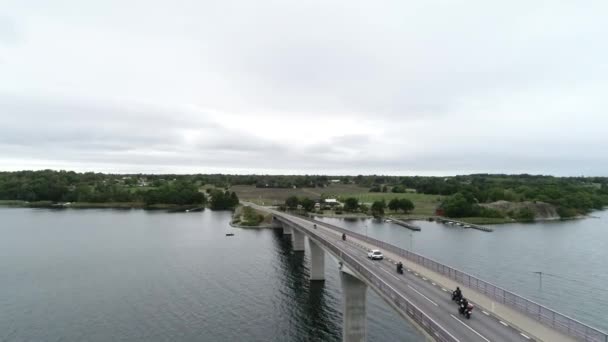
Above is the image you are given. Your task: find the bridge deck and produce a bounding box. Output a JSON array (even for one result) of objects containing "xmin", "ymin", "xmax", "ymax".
[{"xmin": 249, "ymin": 204, "xmax": 585, "ymax": 342}]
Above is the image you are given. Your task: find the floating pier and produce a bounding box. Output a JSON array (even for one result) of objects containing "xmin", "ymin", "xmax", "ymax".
[
  {"xmin": 435, "ymin": 218, "xmax": 493, "ymax": 232},
  {"xmin": 389, "ymin": 218, "xmax": 421, "ymax": 231}
]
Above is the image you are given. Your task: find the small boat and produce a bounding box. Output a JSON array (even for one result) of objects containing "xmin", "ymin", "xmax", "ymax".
[{"xmin": 225, "ymin": 233, "xmax": 235, "ymax": 236}]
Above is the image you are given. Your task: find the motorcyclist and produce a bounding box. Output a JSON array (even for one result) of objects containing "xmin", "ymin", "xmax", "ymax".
[
  {"xmin": 460, "ymin": 297, "xmax": 469, "ymax": 314},
  {"xmin": 453, "ymin": 286, "xmax": 462, "ymax": 301},
  {"xmin": 396, "ymin": 262, "xmax": 403, "ymax": 273},
  {"xmin": 342, "ymin": 233, "xmax": 346, "ymax": 241}
]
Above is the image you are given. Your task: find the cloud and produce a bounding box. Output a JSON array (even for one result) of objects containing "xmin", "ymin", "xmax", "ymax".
[{"xmin": 0, "ymin": 1, "xmax": 607, "ymax": 175}]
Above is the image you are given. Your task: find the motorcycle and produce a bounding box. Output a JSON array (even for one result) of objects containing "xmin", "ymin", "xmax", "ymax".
[
  {"xmin": 342, "ymin": 233, "xmax": 346, "ymax": 241},
  {"xmin": 458, "ymin": 300, "xmax": 474, "ymax": 319},
  {"xmin": 452, "ymin": 290, "xmax": 462, "ymax": 302},
  {"xmin": 396, "ymin": 262, "xmax": 404, "ymax": 274}
]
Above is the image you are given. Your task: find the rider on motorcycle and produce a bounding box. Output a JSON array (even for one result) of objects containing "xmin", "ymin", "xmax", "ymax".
[
  {"xmin": 460, "ymin": 297, "xmax": 469, "ymax": 314},
  {"xmin": 342, "ymin": 233, "xmax": 346, "ymax": 241},
  {"xmin": 453, "ymin": 286, "xmax": 462, "ymax": 301},
  {"xmin": 396, "ymin": 262, "xmax": 403, "ymax": 273}
]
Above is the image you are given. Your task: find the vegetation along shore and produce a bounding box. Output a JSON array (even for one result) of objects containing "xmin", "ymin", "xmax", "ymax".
[{"xmin": 1, "ymin": 171, "xmax": 606, "ymax": 223}]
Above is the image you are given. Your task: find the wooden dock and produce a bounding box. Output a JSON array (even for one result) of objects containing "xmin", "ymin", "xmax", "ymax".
[
  {"xmin": 435, "ymin": 218, "xmax": 493, "ymax": 232},
  {"xmin": 388, "ymin": 218, "xmax": 421, "ymax": 231}
]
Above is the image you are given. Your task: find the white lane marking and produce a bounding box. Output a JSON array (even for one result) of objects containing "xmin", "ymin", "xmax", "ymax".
[
  {"xmin": 499, "ymin": 321, "xmax": 509, "ymax": 327},
  {"xmin": 442, "ymin": 288, "xmax": 448, "ymax": 292},
  {"xmin": 482, "ymin": 311, "xmax": 490, "ymax": 316},
  {"xmin": 351, "ymin": 253, "xmax": 461, "ymax": 342},
  {"xmin": 422, "ymin": 277, "xmax": 427, "ymax": 280},
  {"xmin": 407, "ymin": 285, "xmax": 439, "ymax": 307},
  {"xmin": 407, "ymin": 269, "xmax": 411, "ymax": 272},
  {"xmin": 450, "ymin": 314, "xmax": 491, "ymax": 342},
  {"xmin": 414, "ymin": 272, "xmax": 419, "ymax": 276},
  {"xmin": 520, "ymin": 333, "xmax": 530, "ymax": 339},
  {"xmin": 432, "ymin": 282, "xmax": 436, "ymax": 286},
  {"xmin": 379, "ymin": 266, "xmax": 400, "ymax": 281}
]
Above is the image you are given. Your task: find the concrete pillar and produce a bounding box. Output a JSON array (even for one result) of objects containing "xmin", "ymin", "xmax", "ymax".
[
  {"xmin": 341, "ymin": 272, "xmax": 367, "ymax": 342},
  {"xmin": 291, "ymin": 228, "xmax": 305, "ymax": 251},
  {"xmin": 271, "ymin": 216, "xmax": 283, "ymax": 229},
  {"xmin": 309, "ymin": 238, "xmax": 325, "ymax": 281},
  {"xmin": 283, "ymin": 225, "xmax": 293, "ymax": 235}
]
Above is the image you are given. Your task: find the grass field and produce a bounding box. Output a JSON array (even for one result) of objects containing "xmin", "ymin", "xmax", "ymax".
[
  {"xmin": 230, "ymin": 184, "xmax": 441, "ymax": 216},
  {"xmin": 230, "ymin": 185, "xmax": 324, "ymax": 205},
  {"xmin": 332, "ymin": 192, "xmax": 441, "ymax": 215}
]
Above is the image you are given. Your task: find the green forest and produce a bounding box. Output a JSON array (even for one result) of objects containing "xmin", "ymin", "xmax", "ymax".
[
  {"xmin": 1, "ymin": 170, "xmax": 606, "ymax": 217},
  {"xmin": 0, "ymin": 170, "xmax": 238, "ymax": 209}
]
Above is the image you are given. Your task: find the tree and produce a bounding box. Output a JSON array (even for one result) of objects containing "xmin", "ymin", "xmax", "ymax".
[
  {"xmin": 300, "ymin": 197, "xmax": 315, "ymax": 212},
  {"xmin": 388, "ymin": 198, "xmax": 415, "ymax": 213},
  {"xmin": 388, "ymin": 198, "xmax": 401, "ymax": 211},
  {"xmin": 209, "ymin": 190, "xmax": 238, "ymax": 210},
  {"xmin": 371, "ymin": 200, "xmax": 386, "ymax": 217},
  {"xmin": 442, "ymin": 193, "xmax": 474, "ymax": 217},
  {"xmin": 398, "ymin": 198, "xmax": 415, "ymax": 213},
  {"xmin": 343, "ymin": 197, "xmax": 359, "ymax": 212},
  {"xmin": 285, "ymin": 196, "xmax": 299, "ymax": 209},
  {"xmin": 392, "ymin": 185, "xmax": 405, "ymax": 193},
  {"xmin": 514, "ymin": 207, "xmax": 535, "ymax": 222}
]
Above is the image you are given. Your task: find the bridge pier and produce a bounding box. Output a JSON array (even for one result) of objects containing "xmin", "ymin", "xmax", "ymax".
[
  {"xmin": 291, "ymin": 228, "xmax": 305, "ymax": 251},
  {"xmin": 271, "ymin": 216, "xmax": 283, "ymax": 229},
  {"xmin": 341, "ymin": 272, "xmax": 367, "ymax": 342},
  {"xmin": 309, "ymin": 239, "xmax": 325, "ymax": 281}
]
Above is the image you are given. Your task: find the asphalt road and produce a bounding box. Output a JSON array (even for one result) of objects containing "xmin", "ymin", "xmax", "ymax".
[{"xmin": 253, "ymin": 205, "xmax": 538, "ymax": 342}]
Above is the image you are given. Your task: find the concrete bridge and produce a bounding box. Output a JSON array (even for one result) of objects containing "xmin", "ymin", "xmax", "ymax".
[{"xmin": 245, "ymin": 203, "xmax": 607, "ymax": 342}]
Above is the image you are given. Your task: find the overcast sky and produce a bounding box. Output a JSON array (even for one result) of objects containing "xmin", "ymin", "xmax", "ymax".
[{"xmin": 1, "ymin": 1, "xmax": 607, "ymax": 176}]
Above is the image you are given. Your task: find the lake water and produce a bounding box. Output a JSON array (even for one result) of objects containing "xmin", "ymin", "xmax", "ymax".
[
  {"xmin": 0, "ymin": 208, "xmax": 421, "ymax": 342},
  {"xmin": 316, "ymin": 211, "xmax": 608, "ymax": 333}
]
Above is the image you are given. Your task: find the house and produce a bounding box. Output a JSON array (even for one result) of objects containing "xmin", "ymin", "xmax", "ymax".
[
  {"xmin": 330, "ymin": 179, "xmax": 341, "ymax": 183},
  {"xmin": 314, "ymin": 202, "xmax": 321, "ymax": 210},
  {"xmin": 323, "ymin": 198, "xmax": 340, "ymax": 207}
]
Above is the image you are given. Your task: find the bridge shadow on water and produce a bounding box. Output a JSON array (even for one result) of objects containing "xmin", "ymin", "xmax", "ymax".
[{"xmin": 271, "ymin": 229, "xmax": 342, "ymax": 342}]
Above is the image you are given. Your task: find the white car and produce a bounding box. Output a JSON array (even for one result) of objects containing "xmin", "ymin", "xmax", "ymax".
[{"xmin": 367, "ymin": 249, "xmax": 384, "ymax": 260}]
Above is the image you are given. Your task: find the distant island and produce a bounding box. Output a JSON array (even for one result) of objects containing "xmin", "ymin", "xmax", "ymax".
[{"xmin": 1, "ymin": 170, "xmax": 606, "ymax": 222}]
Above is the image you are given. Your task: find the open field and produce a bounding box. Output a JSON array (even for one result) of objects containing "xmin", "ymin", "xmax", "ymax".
[
  {"xmin": 230, "ymin": 185, "xmax": 324, "ymax": 205},
  {"xmin": 334, "ymin": 192, "xmax": 441, "ymax": 216},
  {"xmin": 231, "ymin": 184, "xmax": 440, "ymax": 216}
]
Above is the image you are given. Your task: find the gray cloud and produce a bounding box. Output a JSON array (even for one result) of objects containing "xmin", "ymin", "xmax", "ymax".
[{"xmin": 0, "ymin": 1, "xmax": 607, "ymax": 175}]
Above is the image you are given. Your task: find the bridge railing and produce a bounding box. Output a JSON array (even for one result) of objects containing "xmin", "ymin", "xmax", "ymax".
[
  {"xmin": 301, "ymin": 216, "xmax": 607, "ymax": 342},
  {"xmin": 276, "ymin": 215, "xmax": 458, "ymax": 342}
]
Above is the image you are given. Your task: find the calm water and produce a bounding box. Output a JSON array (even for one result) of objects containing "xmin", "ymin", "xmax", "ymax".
[
  {"xmin": 317, "ymin": 211, "xmax": 608, "ymax": 333},
  {"xmin": 0, "ymin": 208, "xmax": 421, "ymax": 342}
]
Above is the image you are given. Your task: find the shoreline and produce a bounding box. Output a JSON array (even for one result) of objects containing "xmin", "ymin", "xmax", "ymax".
[{"xmin": 0, "ymin": 201, "xmax": 206, "ymax": 212}]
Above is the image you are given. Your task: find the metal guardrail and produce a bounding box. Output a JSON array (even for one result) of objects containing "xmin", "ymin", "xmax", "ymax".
[
  {"xmin": 275, "ymin": 215, "xmax": 458, "ymax": 342},
  {"xmin": 303, "ymin": 216, "xmax": 607, "ymax": 342}
]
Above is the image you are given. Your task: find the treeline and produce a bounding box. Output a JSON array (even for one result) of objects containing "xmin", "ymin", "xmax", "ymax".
[
  {"xmin": 419, "ymin": 176, "xmax": 608, "ymax": 218},
  {"xmin": 0, "ymin": 170, "xmax": 237, "ymax": 208},
  {"xmin": 2, "ymin": 170, "xmax": 607, "ymax": 215},
  {"xmin": 282, "ymin": 196, "xmax": 414, "ymax": 218}
]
